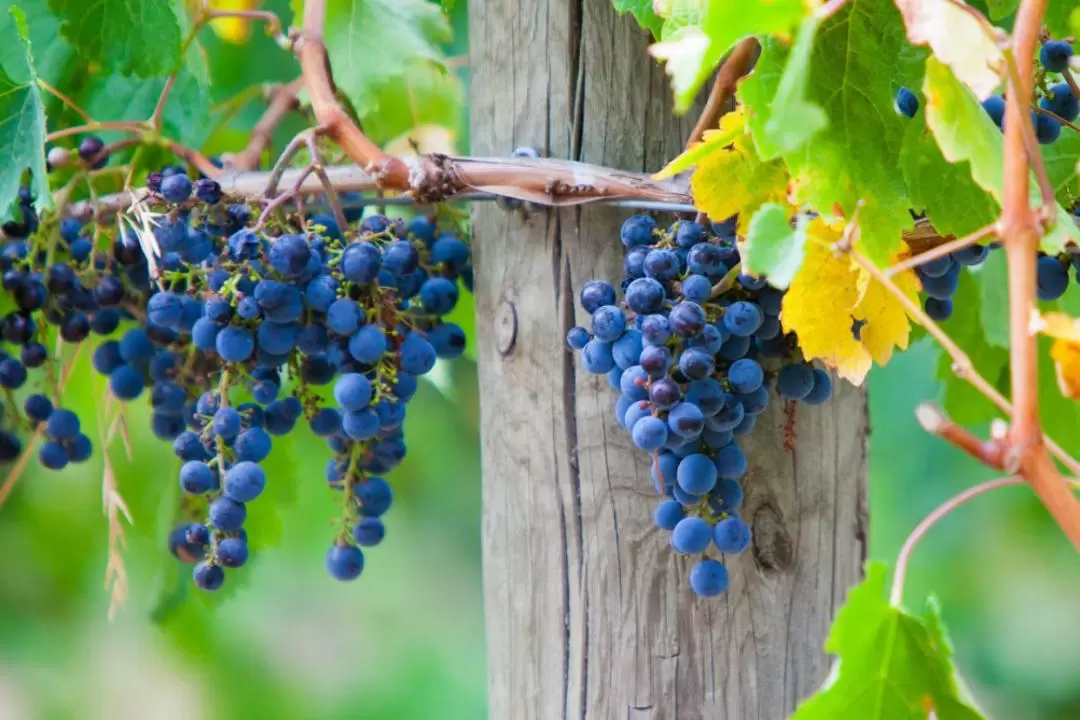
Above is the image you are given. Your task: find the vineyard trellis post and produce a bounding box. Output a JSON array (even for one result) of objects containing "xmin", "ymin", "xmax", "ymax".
[{"xmin": 469, "ymin": 1, "xmax": 870, "ymax": 717}]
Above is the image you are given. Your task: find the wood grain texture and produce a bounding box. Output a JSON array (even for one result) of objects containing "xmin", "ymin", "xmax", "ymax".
[{"xmin": 469, "ymin": 2, "xmax": 869, "ymax": 718}]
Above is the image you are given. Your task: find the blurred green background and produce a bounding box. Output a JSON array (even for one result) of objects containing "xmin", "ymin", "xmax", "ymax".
[{"xmin": 3, "ymin": 1, "xmax": 1080, "ymax": 718}]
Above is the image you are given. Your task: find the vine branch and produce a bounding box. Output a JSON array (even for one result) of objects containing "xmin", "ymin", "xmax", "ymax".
[
  {"xmin": 686, "ymin": 38, "xmax": 759, "ymax": 149},
  {"xmin": 225, "ymin": 78, "xmax": 305, "ymax": 171}
]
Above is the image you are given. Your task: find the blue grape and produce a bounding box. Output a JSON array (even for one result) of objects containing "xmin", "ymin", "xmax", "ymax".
[
  {"xmin": 728, "ymin": 359, "xmax": 764, "ymax": 394},
  {"xmin": 1040, "ymin": 40, "xmax": 1073, "ymax": 73},
  {"xmin": 631, "ymin": 415, "xmax": 668, "ymax": 451},
  {"xmin": 216, "ymin": 326, "xmax": 255, "ymax": 362},
  {"xmin": 208, "ymin": 496, "xmax": 246, "ymax": 532},
  {"xmin": 566, "ymin": 326, "xmax": 590, "ymax": 350},
  {"xmin": 669, "ymin": 302, "xmax": 706, "ymax": 337},
  {"xmin": 982, "ymin": 95, "xmax": 1005, "ymax": 128},
  {"xmin": 920, "ymin": 264, "xmax": 959, "ymax": 300},
  {"xmin": 678, "ymin": 347, "xmax": 714, "ymax": 380},
  {"xmin": 400, "ymin": 333, "xmax": 436, "ymax": 375},
  {"xmin": 419, "ymin": 277, "xmax": 459, "ymax": 315},
  {"xmin": 217, "ymin": 537, "xmax": 249, "ymax": 568},
  {"xmin": 109, "ymin": 364, "xmax": 145, "ymax": 400},
  {"xmin": 235, "ymin": 427, "xmax": 272, "ymax": 463},
  {"xmin": 224, "ymin": 461, "xmax": 266, "ymax": 502},
  {"xmin": 269, "ymin": 234, "xmax": 312, "ymax": 277},
  {"xmin": 925, "ymin": 297, "xmax": 953, "ymax": 321},
  {"xmin": 670, "ymin": 517, "xmax": 711, "ymax": 554},
  {"xmin": 355, "ymin": 477, "xmax": 393, "ymax": 517},
  {"xmin": 677, "ymin": 453, "xmax": 718, "ymax": 495},
  {"xmin": 24, "ymin": 394, "xmax": 52, "ymax": 423},
  {"xmin": 654, "ymin": 499, "xmax": 685, "ymax": 530},
  {"xmin": 640, "ymin": 314, "xmax": 671, "ymax": 346},
  {"xmin": 341, "ymin": 242, "xmax": 382, "ymax": 283},
  {"xmin": 723, "ymin": 302, "xmax": 763, "ymax": 336},
  {"xmin": 343, "ymin": 409, "xmax": 380, "ymax": 440},
  {"xmin": 194, "ymin": 562, "xmax": 225, "ymax": 590},
  {"xmin": 326, "ymin": 544, "xmax": 365, "ymax": 581},
  {"xmin": 952, "ymin": 245, "xmax": 989, "ymax": 266},
  {"xmin": 711, "ymin": 477, "xmax": 744, "ymax": 512},
  {"xmin": 668, "ymin": 402, "xmax": 705, "ymax": 438},
  {"xmin": 624, "ymin": 278, "xmax": 665, "ymax": 314},
  {"xmin": 675, "ymin": 221, "xmax": 706, "ymax": 249},
  {"xmin": 591, "ymin": 305, "xmax": 626, "ymax": 342},
  {"xmin": 1040, "ymin": 83, "xmax": 1079, "ymax": 122},
  {"xmin": 689, "ymin": 559, "xmax": 729, "ymax": 597},
  {"xmin": 611, "ymin": 329, "xmax": 643, "ymax": 369},
  {"xmin": 737, "ymin": 386, "xmax": 769, "ymax": 416},
  {"xmin": 714, "ymin": 444, "xmax": 747, "ymax": 480},
  {"xmin": 777, "ymin": 364, "xmax": 814, "ymax": 400},
  {"xmin": 803, "ymin": 369, "xmax": 833, "ymax": 405},
  {"xmin": 160, "ymin": 174, "xmax": 192, "ymax": 203},
  {"xmin": 713, "ymin": 516, "xmax": 752, "ymax": 554},
  {"xmin": 212, "ymin": 407, "xmax": 242, "ymax": 439},
  {"xmin": 1037, "ymin": 256, "xmax": 1069, "ymax": 301},
  {"xmin": 39, "ymin": 441, "xmax": 68, "ymax": 470},
  {"xmin": 620, "ymin": 215, "xmax": 656, "ymax": 248},
  {"xmin": 894, "ymin": 87, "xmax": 919, "ymax": 117},
  {"xmin": 352, "ymin": 517, "xmax": 386, "ymax": 546},
  {"xmin": 582, "ymin": 339, "xmax": 614, "ymax": 374},
  {"xmin": 1035, "ymin": 113, "xmax": 1061, "ymax": 144},
  {"xmin": 46, "ymin": 408, "xmax": 80, "ymax": 440},
  {"xmin": 180, "ymin": 461, "xmax": 216, "ymax": 494},
  {"xmin": 579, "ymin": 280, "xmax": 616, "ymax": 313}
]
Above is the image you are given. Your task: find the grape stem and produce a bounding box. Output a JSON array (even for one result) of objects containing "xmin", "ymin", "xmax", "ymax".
[
  {"xmin": 1062, "ymin": 68, "xmax": 1080, "ymax": 110},
  {"xmin": 1032, "ymin": 104, "xmax": 1080, "ymax": 134},
  {"xmin": 1002, "ymin": 47, "xmax": 1057, "ymax": 226},
  {"xmin": 37, "ymin": 79, "xmax": 93, "ymax": 123},
  {"xmin": 685, "ymin": 38, "xmax": 759, "ymax": 150},
  {"xmin": 883, "ymin": 222, "xmax": 998, "ymax": 277},
  {"xmin": 914, "ymin": 403, "xmax": 1008, "ymax": 469}
]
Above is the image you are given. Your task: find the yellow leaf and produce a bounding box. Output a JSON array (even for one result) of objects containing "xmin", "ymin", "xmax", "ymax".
[
  {"xmin": 653, "ymin": 106, "xmax": 746, "ymax": 180},
  {"xmin": 1033, "ymin": 311, "xmax": 1080, "ymax": 343},
  {"xmin": 690, "ymin": 108, "xmax": 790, "ymax": 232},
  {"xmin": 1051, "ymin": 339, "xmax": 1080, "ymax": 400},
  {"xmin": 205, "ymin": 0, "xmax": 261, "ymax": 45},
  {"xmin": 781, "ymin": 220, "xmax": 918, "ymax": 384}
]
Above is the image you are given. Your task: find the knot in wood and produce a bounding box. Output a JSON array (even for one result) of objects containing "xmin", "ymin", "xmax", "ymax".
[
  {"xmin": 495, "ymin": 301, "xmax": 518, "ymax": 355},
  {"xmin": 751, "ymin": 502, "xmax": 794, "ymax": 572},
  {"xmin": 406, "ymin": 153, "xmax": 458, "ymax": 205}
]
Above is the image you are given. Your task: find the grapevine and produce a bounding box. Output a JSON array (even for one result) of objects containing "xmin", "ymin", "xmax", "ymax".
[{"xmin": 3, "ymin": 0, "xmax": 1080, "ymax": 716}]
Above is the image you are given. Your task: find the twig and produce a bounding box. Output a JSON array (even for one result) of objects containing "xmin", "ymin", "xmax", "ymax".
[
  {"xmin": 890, "ymin": 476, "xmax": 1022, "ymax": 606},
  {"xmin": 1033, "ymin": 104, "xmax": 1080, "ymax": 133},
  {"xmin": 225, "ymin": 78, "xmax": 305, "ymax": 171},
  {"xmin": 158, "ymin": 139, "xmax": 222, "ymax": 179},
  {"xmin": 38, "ymin": 79, "xmax": 93, "ymax": 123},
  {"xmin": 915, "ymin": 404, "xmax": 1007, "ymax": 469},
  {"xmin": 296, "ymin": 0, "xmax": 410, "ymax": 188},
  {"xmin": 885, "ymin": 222, "xmax": 998, "ymax": 277},
  {"xmin": 263, "ymin": 129, "xmax": 319, "ymax": 198},
  {"xmin": 1063, "ymin": 68, "xmax": 1080, "ymax": 106},
  {"xmin": 206, "ymin": 7, "xmax": 284, "ymax": 39},
  {"xmin": 149, "ymin": 76, "xmax": 175, "ymax": 131},
  {"xmin": 1004, "ymin": 48, "xmax": 1057, "ymax": 221},
  {"xmin": 46, "ymin": 121, "xmax": 147, "ymax": 142},
  {"xmin": 686, "ymin": 38, "xmax": 759, "ymax": 149},
  {"xmin": 305, "ymin": 132, "xmax": 348, "ymax": 233}
]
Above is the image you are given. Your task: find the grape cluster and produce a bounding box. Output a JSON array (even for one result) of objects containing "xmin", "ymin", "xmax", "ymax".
[
  {"xmin": 1, "ymin": 156, "xmax": 471, "ymax": 592},
  {"xmin": 566, "ymin": 215, "xmax": 833, "ymax": 598},
  {"xmin": 895, "ymin": 37, "xmax": 1076, "ymax": 146}
]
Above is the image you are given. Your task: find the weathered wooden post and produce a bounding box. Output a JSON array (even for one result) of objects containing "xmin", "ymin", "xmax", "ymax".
[{"xmin": 469, "ymin": 2, "xmax": 868, "ymax": 717}]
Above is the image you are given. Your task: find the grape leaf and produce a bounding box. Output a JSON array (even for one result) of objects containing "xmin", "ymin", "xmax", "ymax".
[
  {"xmin": 922, "ymin": 56, "xmax": 1080, "ymax": 254},
  {"xmin": 899, "ymin": 109, "xmax": 999, "ymax": 237},
  {"xmin": 742, "ymin": 203, "xmax": 807, "ymax": 289},
  {"xmin": 893, "ymin": 0, "xmax": 1004, "ymax": 100},
  {"xmin": 0, "ymin": 6, "xmax": 50, "ymax": 219},
  {"xmin": 975, "ymin": 249, "xmax": 1009, "ymax": 349},
  {"xmin": 612, "ymin": 0, "xmax": 665, "ymax": 37},
  {"xmin": 0, "ymin": 0, "xmax": 73, "ymax": 86},
  {"xmin": 1034, "ymin": 313, "xmax": 1080, "ymax": 401},
  {"xmin": 781, "ymin": 220, "xmax": 918, "ymax": 384},
  {"xmin": 1042, "ymin": 129, "xmax": 1080, "ymax": 207},
  {"xmin": 985, "ymin": 0, "xmax": 1018, "ymax": 19},
  {"xmin": 84, "ymin": 72, "xmax": 212, "ymax": 148},
  {"xmin": 1044, "ymin": 2, "xmax": 1077, "ymax": 37},
  {"xmin": 310, "ymin": 0, "xmax": 463, "ymax": 145},
  {"xmin": 935, "ymin": 267, "xmax": 1008, "ymax": 424},
  {"xmin": 737, "ymin": 18, "xmax": 827, "ymax": 159},
  {"xmin": 739, "ymin": 0, "xmax": 922, "ymax": 265},
  {"xmin": 649, "ymin": 0, "xmax": 807, "ymax": 114},
  {"xmin": 688, "ymin": 107, "xmax": 790, "ymax": 232},
  {"xmin": 48, "ymin": 0, "xmax": 183, "ymax": 77},
  {"xmin": 793, "ymin": 562, "xmax": 986, "ymax": 720},
  {"xmin": 656, "ymin": 0, "xmax": 705, "ymax": 40}
]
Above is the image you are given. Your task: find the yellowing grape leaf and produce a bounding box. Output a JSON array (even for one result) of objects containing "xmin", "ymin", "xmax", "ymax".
[
  {"xmin": 894, "ymin": 0, "xmax": 1005, "ymax": 100},
  {"xmin": 205, "ymin": 0, "xmax": 260, "ymax": 44},
  {"xmin": 781, "ymin": 221, "xmax": 918, "ymax": 384},
  {"xmin": 653, "ymin": 104, "xmax": 747, "ymax": 180},
  {"xmin": 688, "ymin": 108, "xmax": 790, "ymax": 232},
  {"xmin": 1033, "ymin": 312, "xmax": 1080, "ymax": 400}
]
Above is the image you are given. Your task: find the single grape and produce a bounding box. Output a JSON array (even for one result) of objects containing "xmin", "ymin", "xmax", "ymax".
[
  {"xmin": 713, "ymin": 516, "xmax": 752, "ymax": 554},
  {"xmin": 924, "ymin": 297, "xmax": 953, "ymax": 321},
  {"xmin": 668, "ymin": 402, "xmax": 705, "ymax": 438},
  {"xmin": 620, "ymin": 215, "xmax": 657, "ymax": 248},
  {"xmin": 160, "ymin": 174, "xmax": 193, "ymax": 203},
  {"xmin": 723, "ymin": 302, "xmax": 763, "ymax": 337},
  {"xmin": 234, "ymin": 427, "xmax": 272, "ymax": 463},
  {"xmin": 1040, "ymin": 40, "xmax": 1073, "ymax": 73},
  {"xmin": 982, "ymin": 95, "xmax": 1005, "ymax": 128},
  {"xmin": 180, "ymin": 461, "xmax": 216, "ymax": 494},
  {"xmin": 714, "ymin": 443, "xmax": 747, "ymax": 480},
  {"xmin": 352, "ymin": 517, "xmax": 386, "ymax": 546},
  {"xmin": 1040, "ymin": 83, "xmax": 1079, "ymax": 122},
  {"xmin": 631, "ymin": 415, "xmax": 669, "ymax": 451},
  {"xmin": 803, "ymin": 369, "xmax": 833, "ymax": 405},
  {"xmin": 326, "ymin": 544, "xmax": 365, "ymax": 581},
  {"xmin": 217, "ymin": 537, "xmax": 249, "ymax": 568},
  {"xmin": 689, "ymin": 559, "xmax": 729, "ymax": 597},
  {"xmin": 566, "ymin": 326, "xmax": 590, "ymax": 350},
  {"xmin": 1036, "ymin": 256, "xmax": 1069, "ymax": 301},
  {"xmin": 677, "ymin": 453, "xmax": 718, "ymax": 495},
  {"xmin": 670, "ymin": 517, "xmax": 712, "ymax": 554},
  {"xmin": 777, "ymin": 364, "xmax": 814, "ymax": 400},
  {"xmin": 1035, "ymin": 113, "xmax": 1061, "ymax": 144},
  {"xmin": 580, "ymin": 280, "xmax": 616, "ymax": 313},
  {"xmin": 894, "ymin": 87, "xmax": 919, "ymax": 118},
  {"xmin": 224, "ymin": 461, "xmax": 267, "ymax": 503},
  {"xmin": 591, "ymin": 305, "xmax": 626, "ymax": 342},
  {"xmin": 728, "ymin": 358, "xmax": 764, "ymax": 394},
  {"xmin": 209, "ymin": 496, "xmax": 247, "ymax": 532}
]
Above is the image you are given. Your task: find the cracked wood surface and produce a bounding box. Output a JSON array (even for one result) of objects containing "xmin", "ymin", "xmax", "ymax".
[{"xmin": 469, "ymin": 1, "xmax": 869, "ymax": 717}]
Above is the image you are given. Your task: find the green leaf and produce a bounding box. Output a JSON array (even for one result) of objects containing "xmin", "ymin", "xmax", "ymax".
[
  {"xmin": 793, "ymin": 562, "xmax": 986, "ymax": 720},
  {"xmin": 922, "ymin": 56, "xmax": 1080, "ymax": 254},
  {"xmin": 742, "ymin": 203, "xmax": 807, "ymax": 288},
  {"xmin": 986, "ymin": 0, "xmax": 1019, "ymax": 20},
  {"xmin": 746, "ymin": 17, "xmax": 827, "ymax": 158},
  {"xmin": 740, "ymin": 0, "xmax": 921, "ymax": 265},
  {"xmin": 657, "ymin": 0, "xmax": 705, "ymax": 40},
  {"xmin": 0, "ymin": 0, "xmax": 73, "ymax": 86},
  {"xmin": 84, "ymin": 72, "xmax": 211, "ymax": 148},
  {"xmin": 936, "ymin": 268, "xmax": 1008, "ymax": 424},
  {"xmin": 1043, "ymin": 128, "xmax": 1080, "ymax": 207},
  {"xmin": 612, "ymin": 0, "xmax": 665, "ymax": 37},
  {"xmin": 48, "ymin": 0, "xmax": 183, "ymax": 77},
  {"xmin": 1044, "ymin": 2, "xmax": 1078, "ymax": 37},
  {"xmin": 316, "ymin": 0, "xmax": 463, "ymax": 145},
  {"xmin": 899, "ymin": 109, "xmax": 998, "ymax": 237},
  {"xmin": 651, "ymin": 0, "xmax": 807, "ymax": 114},
  {"xmin": 0, "ymin": 6, "xmax": 50, "ymax": 219},
  {"xmin": 976, "ymin": 249, "xmax": 1009, "ymax": 349}
]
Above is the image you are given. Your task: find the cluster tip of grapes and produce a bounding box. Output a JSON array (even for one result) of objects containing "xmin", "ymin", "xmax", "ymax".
[
  {"xmin": 566, "ymin": 214, "xmax": 834, "ymax": 598},
  {"xmin": 1, "ymin": 143, "xmax": 472, "ymax": 592}
]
